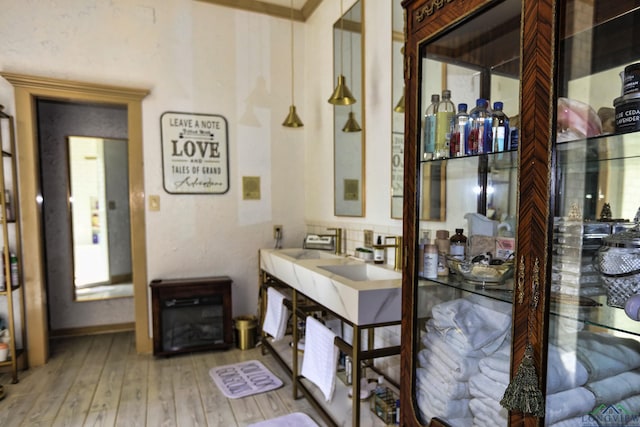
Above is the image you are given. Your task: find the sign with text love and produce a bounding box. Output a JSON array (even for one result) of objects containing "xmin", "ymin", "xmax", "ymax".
[{"xmin": 160, "ymin": 111, "xmax": 229, "ymax": 194}]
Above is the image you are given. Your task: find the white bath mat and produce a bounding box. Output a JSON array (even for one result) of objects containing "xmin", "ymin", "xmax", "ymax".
[
  {"xmin": 248, "ymin": 412, "xmax": 319, "ymax": 427},
  {"xmin": 209, "ymin": 360, "xmax": 283, "ymax": 399}
]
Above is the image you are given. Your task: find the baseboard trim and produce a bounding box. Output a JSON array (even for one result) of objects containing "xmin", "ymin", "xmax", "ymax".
[{"xmin": 50, "ymin": 322, "xmax": 135, "ymax": 338}]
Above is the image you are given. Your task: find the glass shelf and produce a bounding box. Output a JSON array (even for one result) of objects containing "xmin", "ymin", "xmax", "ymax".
[{"xmin": 418, "ymin": 274, "xmax": 640, "ymax": 336}]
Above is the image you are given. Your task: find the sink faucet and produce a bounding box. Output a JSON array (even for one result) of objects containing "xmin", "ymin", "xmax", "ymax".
[
  {"xmin": 326, "ymin": 227, "xmax": 344, "ymax": 255},
  {"xmin": 373, "ymin": 236, "xmax": 403, "ymax": 271}
]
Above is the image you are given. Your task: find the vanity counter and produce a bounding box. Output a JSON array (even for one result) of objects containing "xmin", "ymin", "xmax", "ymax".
[{"xmin": 259, "ymin": 248, "xmax": 402, "ymax": 326}]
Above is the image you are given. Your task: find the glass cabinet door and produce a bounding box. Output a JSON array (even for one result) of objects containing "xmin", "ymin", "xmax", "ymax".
[
  {"xmin": 411, "ymin": 1, "xmax": 521, "ymax": 425},
  {"xmin": 547, "ymin": 2, "xmax": 640, "ymax": 426}
]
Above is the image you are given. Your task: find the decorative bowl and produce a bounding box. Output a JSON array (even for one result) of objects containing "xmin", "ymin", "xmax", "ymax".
[{"xmin": 447, "ymin": 255, "xmax": 515, "ymax": 284}]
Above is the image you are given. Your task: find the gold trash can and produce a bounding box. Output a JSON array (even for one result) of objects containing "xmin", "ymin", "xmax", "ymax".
[{"xmin": 234, "ymin": 315, "xmax": 257, "ymax": 350}]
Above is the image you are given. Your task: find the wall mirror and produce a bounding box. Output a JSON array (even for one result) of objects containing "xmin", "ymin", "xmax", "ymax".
[
  {"xmin": 68, "ymin": 136, "xmax": 133, "ymax": 301},
  {"xmin": 390, "ymin": 1, "xmax": 449, "ymax": 222},
  {"xmin": 333, "ymin": 0, "xmax": 365, "ymax": 217},
  {"xmin": 391, "ymin": 0, "xmax": 404, "ymax": 219}
]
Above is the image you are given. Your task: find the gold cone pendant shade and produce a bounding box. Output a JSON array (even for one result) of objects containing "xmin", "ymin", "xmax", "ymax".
[
  {"xmin": 328, "ymin": 75, "xmax": 357, "ymax": 105},
  {"xmin": 342, "ymin": 111, "xmax": 361, "ymax": 132},
  {"xmin": 394, "ymin": 87, "xmax": 405, "ymax": 113},
  {"xmin": 283, "ymin": 105, "xmax": 304, "ymax": 128}
]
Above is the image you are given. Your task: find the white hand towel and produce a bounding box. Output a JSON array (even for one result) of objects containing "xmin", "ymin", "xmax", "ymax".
[
  {"xmin": 419, "ymin": 348, "xmax": 480, "ymax": 381},
  {"xmin": 301, "ymin": 316, "xmax": 339, "ymax": 402},
  {"xmin": 572, "ymin": 332, "xmax": 640, "ymax": 381},
  {"xmin": 545, "ymin": 387, "xmax": 596, "ymax": 425},
  {"xmin": 262, "ymin": 287, "xmax": 289, "ymax": 341},
  {"xmin": 549, "ymin": 416, "xmax": 594, "ymax": 427},
  {"xmin": 469, "ymin": 397, "xmax": 508, "ymax": 427},
  {"xmin": 478, "ymin": 352, "xmax": 510, "ymax": 386},
  {"xmin": 417, "ymin": 386, "xmax": 472, "ymax": 420},
  {"xmin": 417, "ymin": 367, "xmax": 471, "ymax": 400},
  {"xmin": 546, "ymin": 344, "xmax": 589, "ymax": 394},
  {"xmin": 469, "ymin": 372, "xmax": 507, "ymax": 402},
  {"xmin": 424, "ymin": 326, "xmax": 485, "ymax": 358},
  {"xmin": 586, "ymin": 369, "xmax": 640, "ymax": 406},
  {"xmin": 431, "ymin": 296, "xmax": 512, "ymax": 354}
]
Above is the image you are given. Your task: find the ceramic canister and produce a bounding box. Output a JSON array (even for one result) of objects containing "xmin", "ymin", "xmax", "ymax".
[{"xmin": 614, "ymin": 93, "xmax": 640, "ymax": 133}]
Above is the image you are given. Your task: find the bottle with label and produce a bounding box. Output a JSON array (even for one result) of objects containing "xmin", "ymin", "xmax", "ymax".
[
  {"xmin": 423, "ymin": 94, "xmax": 440, "ymax": 160},
  {"xmin": 469, "ymin": 98, "xmax": 492, "ymax": 154},
  {"xmin": 417, "ymin": 235, "xmax": 426, "ymax": 276},
  {"xmin": 450, "ymin": 103, "xmax": 470, "ymax": 157},
  {"xmin": 423, "ymin": 239, "xmax": 438, "ymax": 279},
  {"xmin": 0, "ymin": 251, "xmax": 4, "ymax": 292},
  {"xmin": 10, "ymin": 253, "xmax": 18, "ymax": 288},
  {"xmin": 435, "ymin": 229, "xmax": 450, "ymax": 276},
  {"xmin": 491, "ymin": 101, "xmax": 510, "ymax": 152},
  {"xmin": 435, "ymin": 90, "xmax": 455, "ymax": 159},
  {"xmin": 449, "ymin": 228, "xmax": 467, "ymax": 260},
  {"xmin": 374, "ymin": 236, "xmax": 385, "ymax": 264}
]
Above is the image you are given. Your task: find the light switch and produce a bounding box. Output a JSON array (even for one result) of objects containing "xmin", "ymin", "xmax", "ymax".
[{"xmin": 149, "ymin": 195, "xmax": 160, "ymax": 211}]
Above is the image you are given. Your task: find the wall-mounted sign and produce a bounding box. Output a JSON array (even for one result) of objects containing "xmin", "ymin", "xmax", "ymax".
[{"xmin": 160, "ymin": 111, "xmax": 229, "ymax": 194}]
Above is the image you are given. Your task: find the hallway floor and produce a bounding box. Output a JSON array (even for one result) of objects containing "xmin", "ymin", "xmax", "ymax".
[{"xmin": 0, "ymin": 331, "xmax": 329, "ymax": 426}]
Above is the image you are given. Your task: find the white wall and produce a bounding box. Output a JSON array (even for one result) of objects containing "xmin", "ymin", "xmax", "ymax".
[{"xmin": 0, "ymin": 0, "xmax": 309, "ymax": 327}]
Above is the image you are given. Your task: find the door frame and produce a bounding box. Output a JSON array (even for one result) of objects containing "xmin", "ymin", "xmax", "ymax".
[{"xmin": 1, "ymin": 72, "xmax": 151, "ymax": 365}]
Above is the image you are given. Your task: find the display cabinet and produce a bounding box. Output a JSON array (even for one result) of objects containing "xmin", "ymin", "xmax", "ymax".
[
  {"xmin": 400, "ymin": 0, "xmax": 640, "ymax": 426},
  {"xmin": 0, "ymin": 105, "xmax": 25, "ymax": 384}
]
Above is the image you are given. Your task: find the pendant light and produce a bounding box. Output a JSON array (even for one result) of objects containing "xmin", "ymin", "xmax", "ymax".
[
  {"xmin": 328, "ymin": 0, "xmax": 356, "ymax": 105},
  {"xmin": 282, "ymin": 0, "xmax": 303, "ymax": 128},
  {"xmin": 393, "ymin": 48, "xmax": 405, "ymax": 113},
  {"xmin": 342, "ymin": 28, "xmax": 361, "ymax": 132},
  {"xmin": 393, "ymin": 87, "xmax": 405, "ymax": 113}
]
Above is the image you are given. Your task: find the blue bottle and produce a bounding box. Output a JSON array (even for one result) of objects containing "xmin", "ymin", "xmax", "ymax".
[
  {"xmin": 423, "ymin": 94, "xmax": 439, "ymax": 160},
  {"xmin": 469, "ymin": 99, "xmax": 493, "ymax": 154},
  {"xmin": 491, "ymin": 101, "xmax": 510, "ymax": 152}
]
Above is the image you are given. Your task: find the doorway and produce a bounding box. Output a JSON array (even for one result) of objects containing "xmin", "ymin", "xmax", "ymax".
[
  {"xmin": 0, "ymin": 72, "xmax": 151, "ymax": 366},
  {"xmin": 37, "ymin": 100, "xmax": 134, "ymax": 328}
]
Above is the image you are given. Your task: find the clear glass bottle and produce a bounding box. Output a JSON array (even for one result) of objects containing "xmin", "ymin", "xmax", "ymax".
[
  {"xmin": 435, "ymin": 229, "xmax": 450, "ymax": 276},
  {"xmin": 423, "ymin": 239, "xmax": 438, "ymax": 279},
  {"xmin": 491, "ymin": 101, "xmax": 510, "ymax": 152},
  {"xmin": 449, "ymin": 228, "xmax": 467, "ymax": 260},
  {"xmin": 449, "ymin": 103, "xmax": 470, "ymax": 157},
  {"xmin": 423, "ymin": 94, "xmax": 439, "ymax": 160},
  {"xmin": 435, "ymin": 90, "xmax": 455, "ymax": 159},
  {"xmin": 469, "ymin": 98, "xmax": 492, "ymax": 154}
]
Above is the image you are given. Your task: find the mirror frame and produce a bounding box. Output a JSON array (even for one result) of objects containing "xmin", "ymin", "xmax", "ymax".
[{"xmin": 333, "ymin": 0, "xmax": 365, "ymax": 217}]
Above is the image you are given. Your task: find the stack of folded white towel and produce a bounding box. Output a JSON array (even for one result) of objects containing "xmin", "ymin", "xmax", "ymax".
[
  {"xmin": 416, "ymin": 295, "xmax": 640, "ymax": 426},
  {"xmin": 416, "ymin": 295, "xmax": 512, "ymax": 426}
]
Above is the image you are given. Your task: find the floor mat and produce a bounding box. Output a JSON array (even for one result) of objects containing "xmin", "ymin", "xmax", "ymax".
[
  {"xmin": 209, "ymin": 360, "xmax": 283, "ymax": 399},
  {"xmin": 248, "ymin": 412, "xmax": 319, "ymax": 427}
]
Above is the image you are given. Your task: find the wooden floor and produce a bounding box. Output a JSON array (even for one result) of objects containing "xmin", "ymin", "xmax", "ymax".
[{"xmin": 0, "ymin": 331, "xmax": 328, "ymax": 427}]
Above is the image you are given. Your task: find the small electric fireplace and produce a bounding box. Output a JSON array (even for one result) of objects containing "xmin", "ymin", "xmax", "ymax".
[{"xmin": 150, "ymin": 276, "xmax": 233, "ymax": 356}]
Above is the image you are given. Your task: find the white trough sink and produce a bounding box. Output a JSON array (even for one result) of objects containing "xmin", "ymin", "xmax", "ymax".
[{"xmin": 319, "ymin": 263, "xmax": 401, "ymax": 282}]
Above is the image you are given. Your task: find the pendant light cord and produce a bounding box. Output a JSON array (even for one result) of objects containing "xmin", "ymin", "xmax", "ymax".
[
  {"xmin": 290, "ymin": 0, "xmax": 294, "ymax": 105},
  {"xmin": 339, "ymin": 0, "xmax": 344, "ymax": 76}
]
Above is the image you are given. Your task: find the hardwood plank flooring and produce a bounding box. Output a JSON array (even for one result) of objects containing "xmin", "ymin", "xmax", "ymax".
[{"xmin": 0, "ymin": 332, "xmax": 328, "ymax": 427}]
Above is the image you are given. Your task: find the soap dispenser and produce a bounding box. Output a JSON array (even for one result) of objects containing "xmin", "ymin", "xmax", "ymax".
[{"xmin": 374, "ymin": 236, "xmax": 384, "ymax": 264}]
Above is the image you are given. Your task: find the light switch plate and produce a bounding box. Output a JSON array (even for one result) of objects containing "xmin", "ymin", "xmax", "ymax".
[{"xmin": 149, "ymin": 195, "xmax": 160, "ymax": 211}]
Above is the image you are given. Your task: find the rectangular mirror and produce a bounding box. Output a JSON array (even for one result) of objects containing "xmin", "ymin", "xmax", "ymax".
[
  {"xmin": 391, "ymin": 0, "xmax": 404, "ymax": 219},
  {"xmin": 68, "ymin": 136, "xmax": 133, "ymax": 301},
  {"xmin": 334, "ymin": 0, "xmax": 365, "ymax": 217}
]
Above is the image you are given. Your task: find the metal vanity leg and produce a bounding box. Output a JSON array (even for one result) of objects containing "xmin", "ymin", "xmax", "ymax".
[
  {"xmin": 292, "ymin": 289, "xmax": 299, "ymax": 399},
  {"xmin": 352, "ymin": 324, "xmax": 361, "ymax": 427}
]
